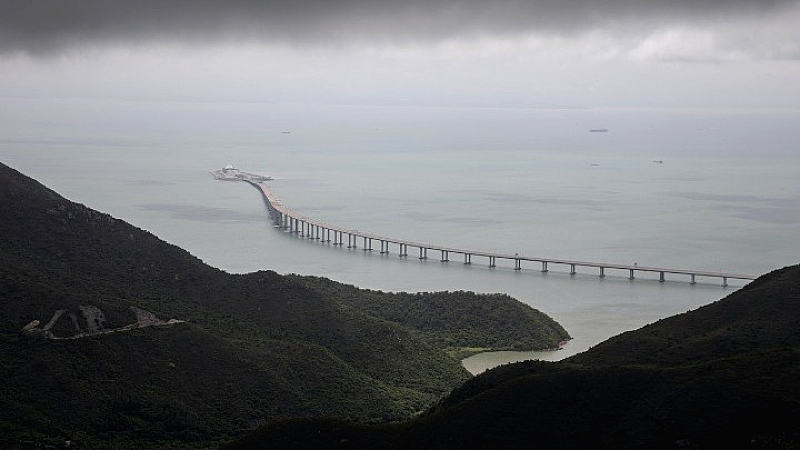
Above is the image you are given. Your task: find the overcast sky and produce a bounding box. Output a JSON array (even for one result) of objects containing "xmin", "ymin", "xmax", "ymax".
[{"xmin": 1, "ymin": 0, "xmax": 799, "ymax": 109}]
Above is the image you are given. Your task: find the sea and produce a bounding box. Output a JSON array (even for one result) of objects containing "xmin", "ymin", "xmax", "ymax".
[{"xmin": 3, "ymin": 99, "xmax": 799, "ymax": 373}]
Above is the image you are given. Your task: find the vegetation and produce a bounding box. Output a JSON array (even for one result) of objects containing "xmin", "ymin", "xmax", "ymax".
[
  {"xmin": 0, "ymin": 162, "xmax": 567, "ymax": 449},
  {"xmin": 290, "ymin": 275, "xmax": 569, "ymax": 357},
  {"xmin": 229, "ymin": 264, "xmax": 800, "ymax": 449}
]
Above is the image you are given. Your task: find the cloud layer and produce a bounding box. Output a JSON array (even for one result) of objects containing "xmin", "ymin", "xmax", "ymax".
[{"xmin": 2, "ymin": 0, "xmax": 795, "ymax": 54}]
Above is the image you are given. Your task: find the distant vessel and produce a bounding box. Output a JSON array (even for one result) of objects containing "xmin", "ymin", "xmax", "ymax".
[
  {"xmin": 211, "ymin": 166, "xmax": 273, "ymax": 182},
  {"xmin": 652, "ymin": 160, "xmax": 664, "ymax": 164},
  {"xmin": 589, "ymin": 128, "xmax": 609, "ymax": 133}
]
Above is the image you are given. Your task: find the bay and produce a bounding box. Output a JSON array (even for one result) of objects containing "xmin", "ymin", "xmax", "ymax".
[{"xmin": 3, "ymin": 99, "xmax": 799, "ymax": 373}]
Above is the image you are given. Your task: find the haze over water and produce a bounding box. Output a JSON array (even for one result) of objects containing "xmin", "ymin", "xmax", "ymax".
[{"xmin": 4, "ymin": 100, "xmax": 799, "ymax": 372}]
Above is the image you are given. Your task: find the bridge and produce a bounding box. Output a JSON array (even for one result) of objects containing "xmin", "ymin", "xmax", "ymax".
[{"xmin": 218, "ymin": 170, "xmax": 756, "ymax": 287}]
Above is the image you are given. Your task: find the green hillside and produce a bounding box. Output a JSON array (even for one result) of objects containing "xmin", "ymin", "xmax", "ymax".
[
  {"xmin": 290, "ymin": 275, "xmax": 569, "ymax": 358},
  {"xmin": 0, "ymin": 162, "xmax": 567, "ymax": 449},
  {"xmin": 229, "ymin": 264, "xmax": 800, "ymax": 450}
]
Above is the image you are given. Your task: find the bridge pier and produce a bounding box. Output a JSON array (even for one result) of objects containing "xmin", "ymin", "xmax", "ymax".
[
  {"xmin": 514, "ymin": 259, "xmax": 521, "ymax": 270},
  {"xmin": 489, "ymin": 256, "xmax": 496, "ymax": 268},
  {"xmin": 599, "ymin": 267, "xmax": 605, "ymax": 278},
  {"xmin": 723, "ymin": 277, "xmax": 728, "ymax": 287},
  {"xmin": 690, "ymin": 274, "xmax": 696, "ymax": 284},
  {"xmin": 570, "ymin": 263, "xmax": 576, "ymax": 275},
  {"xmin": 464, "ymin": 253, "xmax": 471, "ymax": 265},
  {"xmin": 399, "ymin": 244, "xmax": 408, "ymax": 257},
  {"xmin": 441, "ymin": 250, "xmax": 449, "ymax": 262},
  {"xmin": 659, "ymin": 271, "xmax": 665, "ymax": 282},
  {"xmin": 629, "ymin": 269, "xmax": 635, "ymax": 280},
  {"xmin": 541, "ymin": 261, "xmax": 548, "ymax": 273},
  {"xmin": 419, "ymin": 247, "xmax": 428, "ymax": 260}
]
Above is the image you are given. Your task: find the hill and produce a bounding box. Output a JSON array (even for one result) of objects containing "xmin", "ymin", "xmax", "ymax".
[
  {"xmin": 289, "ymin": 275, "xmax": 569, "ymax": 358},
  {"xmin": 0, "ymin": 162, "xmax": 567, "ymax": 449},
  {"xmin": 228, "ymin": 264, "xmax": 800, "ymax": 450}
]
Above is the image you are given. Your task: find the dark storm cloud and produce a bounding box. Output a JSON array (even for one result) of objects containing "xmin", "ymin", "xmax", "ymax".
[{"xmin": 0, "ymin": 0, "xmax": 793, "ymax": 54}]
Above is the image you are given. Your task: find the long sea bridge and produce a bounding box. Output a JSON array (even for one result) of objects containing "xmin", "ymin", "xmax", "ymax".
[{"xmin": 215, "ymin": 168, "xmax": 756, "ymax": 287}]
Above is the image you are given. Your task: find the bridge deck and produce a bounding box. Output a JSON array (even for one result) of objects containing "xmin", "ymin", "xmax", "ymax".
[{"xmin": 238, "ymin": 178, "xmax": 755, "ymax": 286}]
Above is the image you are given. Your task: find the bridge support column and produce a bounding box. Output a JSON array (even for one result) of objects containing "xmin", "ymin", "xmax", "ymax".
[
  {"xmin": 419, "ymin": 248, "xmax": 428, "ymax": 260},
  {"xmin": 514, "ymin": 259, "xmax": 521, "ymax": 270},
  {"xmin": 723, "ymin": 277, "xmax": 728, "ymax": 287},
  {"xmin": 489, "ymin": 256, "xmax": 496, "ymax": 268},
  {"xmin": 399, "ymin": 244, "xmax": 407, "ymax": 257},
  {"xmin": 570, "ymin": 264, "xmax": 576, "ymax": 275},
  {"xmin": 325, "ymin": 229, "xmax": 331, "ymax": 243},
  {"xmin": 629, "ymin": 269, "xmax": 635, "ymax": 280},
  {"xmin": 690, "ymin": 274, "xmax": 696, "ymax": 284},
  {"xmin": 659, "ymin": 272, "xmax": 665, "ymax": 282},
  {"xmin": 441, "ymin": 250, "xmax": 449, "ymax": 262},
  {"xmin": 464, "ymin": 253, "xmax": 471, "ymax": 265},
  {"xmin": 599, "ymin": 267, "xmax": 605, "ymax": 278},
  {"xmin": 308, "ymin": 224, "xmax": 314, "ymax": 240},
  {"xmin": 541, "ymin": 261, "xmax": 548, "ymax": 273},
  {"xmin": 315, "ymin": 226, "xmax": 320, "ymax": 240}
]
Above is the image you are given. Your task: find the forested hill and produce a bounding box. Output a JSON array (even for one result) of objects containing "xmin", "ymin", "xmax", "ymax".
[
  {"xmin": 0, "ymin": 162, "xmax": 567, "ymax": 449},
  {"xmin": 229, "ymin": 264, "xmax": 800, "ymax": 450},
  {"xmin": 291, "ymin": 275, "xmax": 569, "ymax": 358}
]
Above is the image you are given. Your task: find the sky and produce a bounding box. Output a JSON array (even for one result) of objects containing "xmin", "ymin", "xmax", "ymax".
[{"xmin": 1, "ymin": 0, "xmax": 800, "ymax": 109}]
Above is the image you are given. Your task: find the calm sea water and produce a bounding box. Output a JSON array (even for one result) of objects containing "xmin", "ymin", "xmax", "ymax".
[{"xmin": 3, "ymin": 99, "xmax": 799, "ymax": 373}]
